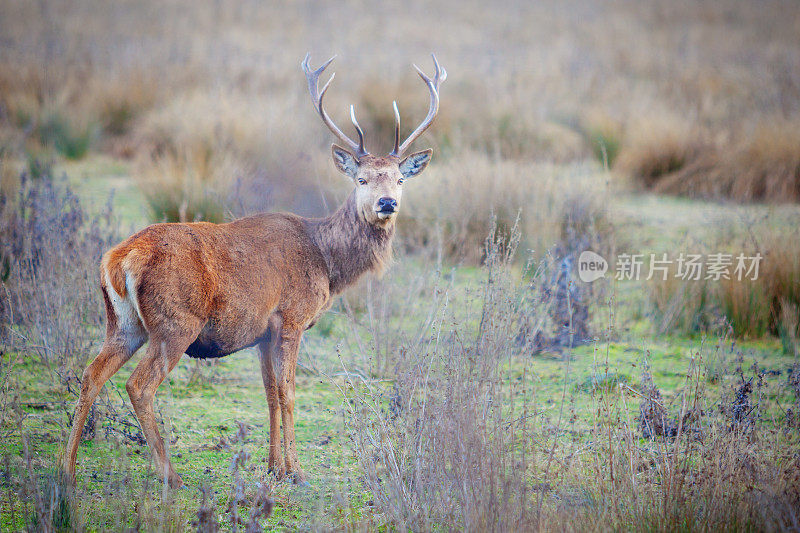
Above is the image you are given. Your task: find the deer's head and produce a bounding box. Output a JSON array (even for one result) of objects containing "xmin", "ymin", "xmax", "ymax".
[{"xmin": 302, "ymin": 54, "xmax": 446, "ymax": 227}]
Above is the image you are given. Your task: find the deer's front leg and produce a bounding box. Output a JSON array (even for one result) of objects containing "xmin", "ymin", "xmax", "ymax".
[
  {"xmin": 275, "ymin": 324, "xmax": 306, "ymax": 484},
  {"xmin": 258, "ymin": 319, "xmax": 283, "ymax": 477}
]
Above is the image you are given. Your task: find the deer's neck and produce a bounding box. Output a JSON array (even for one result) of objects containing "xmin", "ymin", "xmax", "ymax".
[{"xmin": 309, "ymin": 191, "xmax": 395, "ymax": 294}]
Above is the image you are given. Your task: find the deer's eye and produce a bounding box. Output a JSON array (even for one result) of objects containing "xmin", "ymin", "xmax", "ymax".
[
  {"xmin": 358, "ymin": 178, "xmax": 367, "ymax": 185},
  {"xmin": 397, "ymin": 178, "xmax": 405, "ymax": 185}
]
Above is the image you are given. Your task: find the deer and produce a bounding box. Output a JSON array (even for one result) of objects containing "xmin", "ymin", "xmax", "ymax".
[{"xmin": 62, "ymin": 53, "xmax": 445, "ymax": 488}]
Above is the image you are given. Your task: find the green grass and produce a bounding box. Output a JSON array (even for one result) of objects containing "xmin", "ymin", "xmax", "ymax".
[
  {"xmin": 1, "ymin": 345, "xmax": 365, "ymax": 531},
  {"xmin": 2, "ymin": 322, "xmax": 794, "ymax": 530}
]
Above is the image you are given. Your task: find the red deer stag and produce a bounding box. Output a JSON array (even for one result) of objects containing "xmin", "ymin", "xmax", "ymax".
[{"xmin": 63, "ymin": 54, "xmax": 445, "ymax": 487}]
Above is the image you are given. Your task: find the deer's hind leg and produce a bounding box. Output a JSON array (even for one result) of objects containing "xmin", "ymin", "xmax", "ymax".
[
  {"xmin": 125, "ymin": 323, "xmax": 200, "ymax": 489},
  {"xmin": 63, "ymin": 287, "xmax": 146, "ymax": 481}
]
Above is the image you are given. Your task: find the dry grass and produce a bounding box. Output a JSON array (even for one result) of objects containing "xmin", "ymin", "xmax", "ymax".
[
  {"xmin": 649, "ymin": 273, "xmax": 719, "ymax": 336},
  {"xmin": 615, "ymin": 112, "xmax": 705, "ymax": 188},
  {"xmin": 131, "ymin": 89, "xmax": 333, "ymax": 221},
  {"xmin": 136, "ymin": 145, "xmax": 239, "ymax": 223},
  {"xmin": 649, "ymin": 226, "xmax": 800, "ymax": 340},
  {"xmin": 724, "ymin": 229, "xmax": 800, "ymax": 338},
  {"xmin": 653, "ymin": 120, "xmax": 800, "ymax": 203},
  {"xmin": 612, "ymin": 112, "xmax": 800, "ymax": 204},
  {"xmin": 580, "ymin": 110, "xmax": 624, "ymax": 169},
  {"xmin": 89, "ymin": 70, "xmax": 162, "ymax": 142},
  {"xmin": 0, "ymin": 58, "xmax": 160, "ymax": 161},
  {"xmin": 3, "ymin": 0, "xmax": 800, "ymax": 208},
  {"xmin": 399, "ymin": 154, "xmax": 612, "ymax": 263}
]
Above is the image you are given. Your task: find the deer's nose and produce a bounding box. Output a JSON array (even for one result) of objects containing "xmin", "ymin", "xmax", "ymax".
[{"xmin": 377, "ymin": 197, "xmax": 397, "ymax": 212}]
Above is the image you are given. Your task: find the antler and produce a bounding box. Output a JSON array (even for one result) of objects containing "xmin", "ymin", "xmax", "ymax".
[
  {"xmin": 302, "ymin": 54, "xmax": 368, "ymax": 158},
  {"xmin": 391, "ymin": 54, "xmax": 447, "ymax": 157}
]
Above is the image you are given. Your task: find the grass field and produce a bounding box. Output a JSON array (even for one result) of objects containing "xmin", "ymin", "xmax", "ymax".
[
  {"xmin": 2, "ymin": 0, "xmax": 800, "ymax": 531},
  {"xmin": 2, "ymin": 157, "xmax": 799, "ymax": 530},
  {"xmin": 2, "ymin": 330, "xmax": 794, "ymax": 530}
]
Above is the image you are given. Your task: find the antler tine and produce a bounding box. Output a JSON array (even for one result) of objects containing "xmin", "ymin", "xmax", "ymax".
[
  {"xmin": 301, "ymin": 54, "xmax": 368, "ymax": 157},
  {"xmin": 391, "ymin": 101, "xmax": 401, "ymax": 156},
  {"xmin": 396, "ymin": 53, "xmax": 447, "ymax": 156},
  {"xmin": 350, "ymin": 105, "xmax": 366, "ymax": 156}
]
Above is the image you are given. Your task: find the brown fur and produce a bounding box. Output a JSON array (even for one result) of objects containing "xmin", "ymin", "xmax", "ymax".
[
  {"xmin": 309, "ymin": 189, "xmax": 395, "ymax": 294},
  {"xmin": 63, "ymin": 152, "xmax": 429, "ymax": 487}
]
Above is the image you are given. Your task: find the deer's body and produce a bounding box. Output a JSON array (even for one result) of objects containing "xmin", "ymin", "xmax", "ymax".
[
  {"xmin": 103, "ymin": 192, "xmax": 391, "ymax": 361},
  {"xmin": 63, "ymin": 54, "xmax": 443, "ymax": 487}
]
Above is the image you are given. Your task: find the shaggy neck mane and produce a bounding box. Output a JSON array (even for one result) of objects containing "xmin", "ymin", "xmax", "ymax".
[{"xmin": 307, "ymin": 191, "xmax": 395, "ymax": 294}]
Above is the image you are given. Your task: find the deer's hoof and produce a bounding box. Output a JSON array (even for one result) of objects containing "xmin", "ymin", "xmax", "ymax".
[{"xmin": 267, "ymin": 466, "xmax": 286, "ymax": 480}]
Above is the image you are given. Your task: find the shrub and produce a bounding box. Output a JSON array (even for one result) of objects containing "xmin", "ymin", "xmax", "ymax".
[
  {"xmin": 340, "ymin": 227, "xmax": 548, "ymax": 530},
  {"xmin": 337, "ymin": 262, "xmax": 449, "ymax": 377},
  {"xmin": 0, "ymin": 168, "xmax": 119, "ymax": 376},
  {"xmin": 37, "ymin": 110, "xmax": 97, "ymax": 160}
]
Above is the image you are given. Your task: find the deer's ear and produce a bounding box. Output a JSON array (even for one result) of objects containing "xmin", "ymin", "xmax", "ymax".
[
  {"xmin": 399, "ymin": 149, "xmax": 432, "ymax": 179},
  {"xmin": 331, "ymin": 144, "xmax": 359, "ymax": 179}
]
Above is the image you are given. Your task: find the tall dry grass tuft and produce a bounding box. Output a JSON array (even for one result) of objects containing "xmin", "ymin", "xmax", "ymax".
[
  {"xmin": 649, "ymin": 272, "xmax": 718, "ymax": 336},
  {"xmin": 87, "ymin": 70, "xmax": 162, "ymax": 158},
  {"xmin": 580, "ymin": 110, "xmax": 623, "ymax": 169},
  {"xmin": 649, "ymin": 227, "xmax": 800, "ymax": 339},
  {"xmin": 722, "ymin": 229, "xmax": 800, "ymax": 339},
  {"xmin": 615, "ymin": 113, "xmax": 704, "ymax": 188},
  {"xmin": 136, "ymin": 144, "xmax": 239, "ymax": 223},
  {"xmin": 459, "ymin": 104, "xmax": 587, "ymax": 162},
  {"xmin": 653, "ymin": 120, "xmax": 800, "ymax": 203},
  {"xmin": 131, "ymin": 90, "xmax": 327, "ymax": 222}
]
